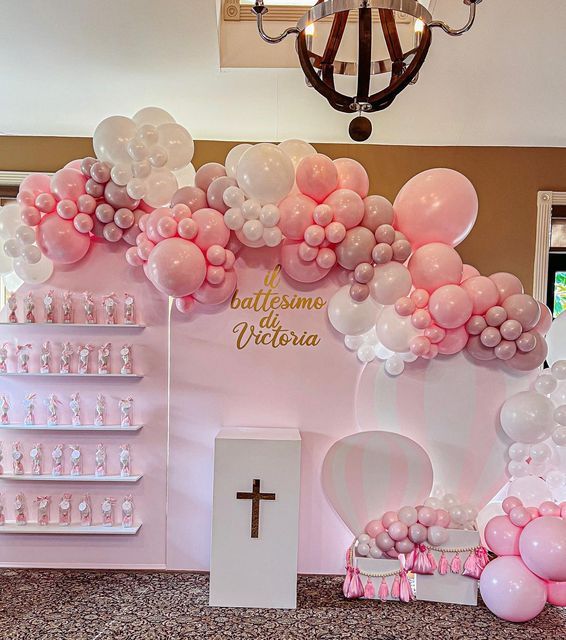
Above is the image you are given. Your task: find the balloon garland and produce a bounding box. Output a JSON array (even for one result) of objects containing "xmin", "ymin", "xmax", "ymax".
[{"xmin": 0, "ymin": 107, "xmax": 549, "ymax": 375}]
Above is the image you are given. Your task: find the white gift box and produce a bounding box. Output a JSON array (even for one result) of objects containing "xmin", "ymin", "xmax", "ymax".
[
  {"xmin": 209, "ymin": 428, "xmax": 301, "ymax": 609},
  {"xmin": 415, "ymin": 530, "xmax": 481, "ymax": 606}
]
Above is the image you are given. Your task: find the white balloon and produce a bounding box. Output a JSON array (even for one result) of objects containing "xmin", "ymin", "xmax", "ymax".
[
  {"xmin": 15, "ymin": 225, "xmax": 35, "ymax": 245},
  {"xmin": 242, "ymin": 219, "xmax": 263, "ymax": 242},
  {"xmin": 13, "ymin": 255, "xmax": 53, "ymax": 284},
  {"xmin": 126, "ymin": 178, "xmax": 147, "ymax": 200},
  {"xmin": 242, "ymin": 200, "xmax": 261, "ymax": 221},
  {"xmin": 278, "ymin": 139, "xmax": 316, "ymax": 168},
  {"xmin": 21, "ymin": 244, "xmax": 41, "ymax": 265},
  {"xmin": 263, "ymin": 227, "xmax": 282, "ymax": 247},
  {"xmin": 235, "ymin": 229, "xmax": 266, "ymax": 248},
  {"xmin": 507, "ymin": 475, "xmax": 552, "ymax": 505},
  {"xmin": 236, "ymin": 143, "xmax": 295, "ymax": 205},
  {"xmin": 385, "ymin": 354, "xmax": 405, "ymax": 376},
  {"xmin": 534, "ymin": 373, "xmax": 558, "ymax": 395},
  {"xmin": 148, "ymin": 145, "xmax": 168, "ymax": 168},
  {"xmin": 508, "ymin": 442, "xmax": 529, "ymax": 461},
  {"xmin": 93, "ymin": 116, "xmax": 137, "ymax": 165},
  {"xmin": 174, "ymin": 163, "xmax": 196, "ymax": 188},
  {"xmin": 157, "ymin": 123, "xmax": 195, "ymax": 171},
  {"xmin": 328, "ymin": 285, "xmax": 379, "ymax": 336},
  {"xmin": 259, "ymin": 205, "xmax": 280, "ymax": 228},
  {"xmin": 133, "ymin": 107, "xmax": 176, "ymax": 127},
  {"xmin": 225, "ymin": 144, "xmax": 253, "ymax": 179},
  {"xmin": 110, "ymin": 164, "xmax": 133, "ymax": 187},
  {"xmin": 224, "ymin": 208, "xmax": 245, "ymax": 231},
  {"xmin": 500, "ymin": 391, "xmax": 555, "ymax": 444},
  {"xmin": 345, "ymin": 335, "xmax": 364, "ymax": 351},
  {"xmin": 3, "ymin": 238, "xmax": 22, "ymax": 258},
  {"xmin": 547, "ymin": 312, "xmax": 566, "ymax": 365},
  {"xmin": 551, "ymin": 360, "xmax": 566, "ymax": 380},
  {"xmin": 357, "ymin": 344, "xmax": 376, "ymax": 363},
  {"xmin": 376, "ymin": 305, "xmax": 421, "ymax": 353},
  {"xmin": 143, "ymin": 168, "xmax": 178, "ymax": 207},
  {"xmin": 223, "ymin": 186, "xmax": 245, "ymax": 209},
  {"xmin": 0, "ymin": 204, "xmax": 23, "ymax": 240},
  {"xmin": 0, "ymin": 247, "xmax": 12, "ymax": 274}
]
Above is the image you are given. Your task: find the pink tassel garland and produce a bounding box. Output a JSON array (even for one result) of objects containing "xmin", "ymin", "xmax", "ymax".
[
  {"xmin": 438, "ymin": 552, "xmax": 449, "ymax": 576},
  {"xmin": 391, "ymin": 573, "xmax": 400, "ymax": 599},
  {"xmin": 347, "ymin": 568, "xmax": 365, "ymax": 599},
  {"xmin": 413, "ymin": 545, "xmax": 434, "ymax": 575},
  {"xmin": 343, "ymin": 565, "xmax": 353, "ymax": 598},
  {"xmin": 378, "ymin": 577, "xmax": 389, "ymax": 601},
  {"xmin": 364, "ymin": 578, "xmax": 375, "ymax": 599},
  {"xmin": 427, "ymin": 550, "xmax": 437, "ymax": 573},
  {"xmin": 462, "ymin": 549, "xmax": 484, "ymax": 580},
  {"xmin": 398, "ymin": 569, "xmax": 415, "ymax": 603},
  {"xmin": 450, "ymin": 553, "xmax": 461, "ymax": 574}
]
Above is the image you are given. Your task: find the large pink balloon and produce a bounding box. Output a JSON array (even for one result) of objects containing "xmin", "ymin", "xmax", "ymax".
[
  {"xmin": 479, "ymin": 556, "xmax": 547, "ymax": 622},
  {"xmin": 506, "ymin": 331, "xmax": 548, "ymax": 372},
  {"xmin": 362, "ymin": 195, "xmax": 394, "ymax": 232},
  {"xmin": 484, "ymin": 515, "xmax": 521, "ymax": 556},
  {"xmin": 146, "ymin": 238, "xmax": 206, "ymax": 297},
  {"xmin": 333, "ymin": 158, "xmax": 369, "ymax": 198},
  {"xmin": 489, "ymin": 272, "xmax": 523, "ymax": 303},
  {"xmin": 295, "ymin": 154, "xmax": 338, "ymax": 203},
  {"xmin": 50, "ymin": 168, "xmax": 87, "ymax": 202},
  {"xmin": 461, "ymin": 276, "xmax": 499, "ymax": 315},
  {"xmin": 408, "ymin": 243, "xmax": 463, "ymax": 293},
  {"xmin": 428, "ymin": 285, "xmax": 473, "ymax": 329},
  {"xmin": 321, "ymin": 431, "xmax": 433, "ymax": 535},
  {"xmin": 519, "ymin": 516, "xmax": 566, "ymax": 582},
  {"xmin": 171, "ymin": 186, "xmax": 207, "ymax": 212},
  {"xmin": 278, "ymin": 194, "xmax": 316, "ymax": 240},
  {"xmin": 393, "ymin": 169, "xmax": 478, "ymax": 249},
  {"xmin": 335, "ymin": 226, "xmax": 375, "ymax": 270},
  {"xmin": 20, "ymin": 173, "xmax": 51, "ymax": 197},
  {"xmin": 369, "ymin": 262, "xmax": 412, "ymax": 305},
  {"xmin": 324, "ymin": 189, "xmax": 364, "ymax": 229},
  {"xmin": 206, "ymin": 176, "xmax": 237, "ymax": 214},
  {"xmin": 194, "ymin": 163, "xmax": 226, "ymax": 192},
  {"xmin": 502, "ymin": 294, "xmax": 541, "ymax": 331},
  {"xmin": 36, "ymin": 213, "xmax": 90, "ymax": 264},
  {"xmin": 193, "ymin": 269, "xmax": 237, "ymax": 305},
  {"xmin": 280, "ymin": 240, "xmax": 331, "ymax": 283},
  {"xmin": 192, "ymin": 208, "xmax": 230, "ymax": 251}
]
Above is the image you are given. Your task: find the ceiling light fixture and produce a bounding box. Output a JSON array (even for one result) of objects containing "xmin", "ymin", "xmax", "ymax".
[{"xmin": 252, "ymin": 0, "xmax": 483, "ymax": 141}]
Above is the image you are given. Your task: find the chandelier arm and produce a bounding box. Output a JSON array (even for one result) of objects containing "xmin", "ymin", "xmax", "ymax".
[
  {"xmin": 378, "ymin": 8, "xmax": 404, "ymax": 78},
  {"xmin": 321, "ymin": 11, "xmax": 349, "ymax": 87},
  {"xmin": 428, "ymin": 1, "xmax": 478, "ymax": 37},
  {"xmin": 357, "ymin": 7, "xmax": 372, "ymax": 101},
  {"xmin": 251, "ymin": 2, "xmax": 299, "ymax": 44}
]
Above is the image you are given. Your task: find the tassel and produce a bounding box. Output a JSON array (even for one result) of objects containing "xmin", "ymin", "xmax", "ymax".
[
  {"xmin": 378, "ymin": 577, "xmax": 389, "ymax": 601},
  {"xmin": 476, "ymin": 547, "xmax": 489, "ymax": 570},
  {"xmin": 391, "ymin": 573, "xmax": 400, "ymax": 599},
  {"xmin": 438, "ymin": 552, "xmax": 449, "ymax": 575},
  {"xmin": 404, "ymin": 546, "xmax": 415, "ymax": 571},
  {"xmin": 343, "ymin": 565, "xmax": 353, "ymax": 598},
  {"xmin": 364, "ymin": 578, "xmax": 375, "ymax": 599},
  {"xmin": 427, "ymin": 550, "xmax": 437, "ymax": 573},
  {"xmin": 413, "ymin": 544, "xmax": 434, "ymax": 575},
  {"xmin": 462, "ymin": 550, "xmax": 483, "ymax": 580},
  {"xmin": 451, "ymin": 553, "xmax": 461, "ymax": 574},
  {"xmin": 347, "ymin": 568, "xmax": 365, "ymax": 599},
  {"xmin": 398, "ymin": 570, "xmax": 415, "ymax": 603}
]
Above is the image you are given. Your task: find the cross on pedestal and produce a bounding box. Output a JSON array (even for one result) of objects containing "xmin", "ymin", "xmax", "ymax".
[{"xmin": 236, "ymin": 478, "xmax": 276, "ymax": 539}]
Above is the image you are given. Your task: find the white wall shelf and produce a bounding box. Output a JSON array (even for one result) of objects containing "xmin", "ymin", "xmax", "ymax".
[
  {"xmin": 0, "ymin": 523, "xmax": 142, "ymax": 535},
  {"xmin": 0, "ymin": 474, "xmax": 142, "ymax": 483},
  {"xmin": 0, "ymin": 373, "xmax": 143, "ymax": 378},
  {"xmin": 0, "ymin": 424, "xmax": 143, "ymax": 432},
  {"xmin": 0, "ymin": 323, "xmax": 145, "ymax": 328}
]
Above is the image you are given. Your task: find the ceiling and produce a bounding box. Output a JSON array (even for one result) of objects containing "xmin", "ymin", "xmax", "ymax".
[{"xmin": 1, "ymin": 0, "xmax": 566, "ymax": 146}]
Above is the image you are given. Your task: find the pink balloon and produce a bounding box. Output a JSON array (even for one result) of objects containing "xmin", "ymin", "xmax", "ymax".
[
  {"xmin": 20, "ymin": 173, "xmax": 52, "ymax": 197},
  {"xmin": 193, "ymin": 269, "xmax": 237, "ymax": 306},
  {"xmin": 178, "ymin": 218, "xmax": 198, "ymax": 240},
  {"xmin": 125, "ymin": 246, "xmax": 144, "ymax": 267},
  {"xmin": 382, "ymin": 511, "xmax": 399, "ymax": 529},
  {"xmin": 411, "ymin": 309, "xmax": 431, "ymax": 329},
  {"xmin": 410, "ymin": 336, "xmax": 431, "ymax": 356},
  {"xmin": 424, "ymin": 325, "xmax": 445, "ymax": 345},
  {"xmin": 194, "ymin": 163, "xmax": 226, "ymax": 192},
  {"xmin": 495, "ymin": 340, "xmax": 517, "ymax": 361},
  {"xmin": 489, "ymin": 272, "xmax": 524, "ymax": 303},
  {"xmin": 375, "ymin": 531, "xmax": 395, "ymax": 552},
  {"xmin": 465, "ymin": 315, "xmax": 487, "ymax": 336},
  {"xmin": 516, "ymin": 331, "xmax": 537, "ymax": 353},
  {"xmin": 388, "ymin": 521, "xmax": 408, "ymax": 541},
  {"xmin": 519, "ymin": 516, "xmax": 566, "ymax": 582},
  {"xmin": 461, "ymin": 264, "xmax": 480, "ymax": 281},
  {"xmin": 324, "ymin": 189, "xmax": 364, "ymax": 229},
  {"xmin": 506, "ymin": 332, "xmax": 548, "ymax": 372},
  {"xmin": 145, "ymin": 208, "xmax": 173, "ymax": 243},
  {"xmin": 114, "ymin": 208, "xmax": 135, "ymax": 230},
  {"xmin": 50, "ymin": 168, "xmax": 87, "ymax": 201},
  {"xmin": 77, "ymin": 194, "xmax": 97, "ymax": 215},
  {"xmin": 157, "ymin": 216, "xmax": 178, "ymax": 239},
  {"xmin": 35, "ymin": 193, "xmax": 56, "ymax": 213},
  {"xmin": 21, "ymin": 206, "xmax": 41, "ymax": 227},
  {"xmin": 206, "ymin": 176, "xmax": 237, "ymax": 214},
  {"xmin": 534, "ymin": 303, "xmax": 552, "ymax": 336},
  {"xmin": 104, "ymin": 181, "xmax": 139, "ymax": 210},
  {"xmin": 466, "ymin": 335, "xmax": 496, "ymax": 361},
  {"xmin": 429, "ymin": 285, "xmax": 473, "ymax": 329},
  {"xmin": 461, "ymin": 276, "xmax": 499, "ymax": 315},
  {"xmin": 171, "ymin": 186, "xmax": 207, "ymax": 213},
  {"xmin": 547, "ymin": 581, "xmax": 566, "ymax": 607},
  {"xmin": 175, "ymin": 296, "xmax": 195, "ymax": 314},
  {"xmin": 408, "ymin": 523, "xmax": 428, "ymax": 543},
  {"xmin": 503, "ymin": 294, "xmax": 541, "ymax": 331},
  {"xmin": 538, "ymin": 501, "xmax": 560, "ymax": 517},
  {"xmin": 103, "ymin": 222, "xmax": 123, "ymax": 243},
  {"xmin": 366, "ymin": 519, "xmax": 385, "ymax": 537},
  {"xmin": 417, "ymin": 506, "xmax": 437, "ymax": 527},
  {"xmin": 335, "ymin": 226, "xmax": 376, "ymax": 270},
  {"xmin": 480, "ymin": 327, "xmax": 502, "ymax": 348},
  {"xmin": 280, "ymin": 240, "xmax": 331, "ymax": 283},
  {"xmin": 435, "ymin": 509, "xmax": 450, "ymax": 528},
  {"xmin": 296, "ymin": 154, "xmax": 338, "ymax": 203},
  {"xmin": 509, "ymin": 506, "xmax": 531, "ymax": 527},
  {"xmin": 485, "ymin": 305, "xmax": 508, "ymax": 327},
  {"xmin": 411, "ymin": 289, "xmax": 429, "ymax": 309},
  {"xmin": 437, "ymin": 326, "xmax": 469, "ymax": 355},
  {"xmin": 278, "ymin": 194, "xmax": 316, "ymax": 240},
  {"xmin": 73, "ymin": 213, "xmax": 94, "ymax": 234},
  {"xmin": 484, "ymin": 515, "xmax": 521, "ymax": 555},
  {"xmin": 369, "ymin": 262, "xmax": 412, "ymax": 305},
  {"xmin": 85, "ymin": 178, "xmax": 105, "ymax": 198},
  {"xmin": 56, "ymin": 200, "xmax": 78, "ymax": 220},
  {"xmin": 192, "ymin": 208, "xmax": 230, "ymax": 250},
  {"xmin": 146, "ymin": 238, "xmax": 206, "ymax": 297},
  {"xmin": 362, "ymin": 195, "xmax": 393, "ymax": 232},
  {"xmin": 502, "ymin": 496, "xmax": 523, "ymax": 515},
  {"xmin": 500, "ymin": 319, "xmax": 523, "ymax": 341},
  {"xmin": 334, "ymin": 158, "xmax": 369, "ymax": 198},
  {"xmin": 95, "ymin": 204, "xmax": 115, "ymax": 224},
  {"xmin": 393, "ymin": 169, "xmax": 478, "ymax": 248},
  {"xmin": 408, "ymin": 243, "xmax": 463, "ymax": 293},
  {"xmin": 479, "ymin": 556, "xmax": 547, "ymax": 622},
  {"xmin": 395, "ymin": 297, "xmax": 415, "ymax": 317},
  {"xmin": 36, "ymin": 213, "xmax": 90, "ymax": 264},
  {"xmin": 64, "ymin": 159, "xmax": 83, "ymax": 170}
]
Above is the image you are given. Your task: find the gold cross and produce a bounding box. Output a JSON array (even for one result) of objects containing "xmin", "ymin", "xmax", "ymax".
[{"xmin": 236, "ymin": 478, "xmax": 276, "ymax": 539}]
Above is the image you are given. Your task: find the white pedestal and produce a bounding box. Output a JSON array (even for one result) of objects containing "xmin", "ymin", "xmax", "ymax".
[
  {"xmin": 209, "ymin": 427, "xmax": 301, "ymax": 609},
  {"xmin": 415, "ymin": 530, "xmax": 481, "ymax": 606}
]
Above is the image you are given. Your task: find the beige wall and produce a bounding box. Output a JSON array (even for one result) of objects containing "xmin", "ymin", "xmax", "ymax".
[{"xmin": 2, "ymin": 136, "xmax": 565, "ymax": 292}]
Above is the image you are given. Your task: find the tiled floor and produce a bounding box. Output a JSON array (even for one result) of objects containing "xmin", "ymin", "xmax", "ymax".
[{"xmin": 0, "ymin": 570, "xmax": 562, "ymax": 639}]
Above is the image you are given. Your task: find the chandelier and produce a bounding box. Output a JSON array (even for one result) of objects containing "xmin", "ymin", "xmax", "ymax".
[{"xmin": 252, "ymin": 0, "xmax": 483, "ymax": 141}]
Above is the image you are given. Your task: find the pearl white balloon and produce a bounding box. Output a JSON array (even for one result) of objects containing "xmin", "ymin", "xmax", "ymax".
[
  {"xmin": 133, "ymin": 107, "xmax": 176, "ymax": 127},
  {"xmin": 534, "ymin": 373, "xmax": 558, "ymax": 395},
  {"xmin": 157, "ymin": 123, "xmax": 195, "ymax": 171},
  {"xmin": 547, "ymin": 312, "xmax": 566, "ymax": 365},
  {"xmin": 500, "ymin": 391, "xmax": 555, "ymax": 444},
  {"xmin": 345, "ymin": 335, "xmax": 365, "ymax": 351},
  {"xmin": 357, "ymin": 344, "xmax": 376, "ymax": 363},
  {"xmin": 15, "ymin": 225, "xmax": 36, "ymax": 245},
  {"xmin": 356, "ymin": 542, "xmax": 370, "ymax": 556},
  {"xmin": 224, "ymin": 208, "xmax": 245, "ymax": 231},
  {"xmin": 263, "ymin": 227, "xmax": 282, "ymax": 248},
  {"xmin": 551, "ymin": 360, "xmax": 566, "ymax": 380},
  {"xmin": 0, "ymin": 204, "xmax": 23, "ymax": 240},
  {"xmin": 529, "ymin": 442, "xmax": 551, "ymax": 463},
  {"xmin": 259, "ymin": 204, "xmax": 280, "ymax": 228},
  {"xmin": 242, "ymin": 200, "xmax": 261, "ymax": 221},
  {"xmin": 3, "ymin": 238, "xmax": 22, "ymax": 258},
  {"xmin": 223, "ymin": 186, "xmax": 245, "ymax": 209},
  {"xmin": 242, "ymin": 219, "xmax": 263, "ymax": 242},
  {"xmin": 93, "ymin": 116, "xmax": 137, "ymax": 164},
  {"xmin": 328, "ymin": 285, "xmax": 379, "ymax": 336},
  {"xmin": 507, "ymin": 460, "xmax": 529, "ymax": 477},
  {"xmin": 508, "ymin": 442, "xmax": 529, "ymax": 461},
  {"xmin": 110, "ymin": 164, "xmax": 133, "ymax": 187},
  {"xmin": 21, "ymin": 244, "xmax": 41, "ymax": 265},
  {"xmin": 13, "ymin": 254, "xmax": 53, "ymax": 284},
  {"xmin": 554, "ymin": 406, "xmax": 566, "ymax": 426},
  {"xmin": 376, "ymin": 305, "xmax": 421, "ymax": 353},
  {"xmin": 143, "ymin": 168, "xmax": 178, "ymax": 207},
  {"xmin": 225, "ymin": 144, "xmax": 253, "ymax": 179},
  {"xmin": 278, "ymin": 138, "xmax": 316, "ymax": 168},
  {"xmin": 173, "ymin": 163, "xmax": 196, "ymax": 188},
  {"xmin": 552, "ymin": 427, "xmax": 566, "ymax": 447},
  {"xmin": 236, "ymin": 143, "xmax": 295, "ymax": 205},
  {"xmin": 385, "ymin": 354, "xmax": 405, "ymax": 376},
  {"xmin": 507, "ymin": 475, "xmax": 552, "ymax": 505}
]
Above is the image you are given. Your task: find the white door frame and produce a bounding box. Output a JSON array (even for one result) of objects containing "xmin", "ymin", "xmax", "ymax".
[{"xmin": 534, "ymin": 191, "xmax": 566, "ymax": 303}]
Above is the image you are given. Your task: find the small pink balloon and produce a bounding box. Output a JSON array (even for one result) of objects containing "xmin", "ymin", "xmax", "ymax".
[
  {"xmin": 411, "ymin": 309, "xmax": 431, "ymax": 329},
  {"xmin": 461, "ymin": 264, "xmax": 480, "ymax": 281},
  {"xmin": 408, "ymin": 243, "xmax": 463, "ymax": 293},
  {"xmin": 484, "ymin": 515, "xmax": 521, "ymax": 555},
  {"xmin": 35, "ymin": 193, "xmax": 56, "ymax": 213},
  {"xmin": 137, "ymin": 239, "xmax": 155, "ymax": 261},
  {"xmin": 80, "ymin": 157, "xmax": 97, "ymax": 177},
  {"xmin": 334, "ymin": 158, "xmax": 369, "ymax": 198},
  {"xmin": 435, "ymin": 509, "xmax": 450, "ymax": 528},
  {"xmin": 157, "ymin": 216, "xmax": 178, "ymax": 239},
  {"xmin": 37, "ymin": 213, "xmax": 90, "ymax": 264},
  {"xmin": 193, "ymin": 269, "xmax": 238, "ymax": 306},
  {"xmin": 298, "ymin": 242, "xmax": 318, "ymax": 262},
  {"xmin": 175, "ymin": 295, "xmax": 195, "ymax": 314},
  {"xmin": 461, "ymin": 276, "xmax": 499, "ymax": 315},
  {"xmin": 437, "ymin": 326, "xmax": 469, "ymax": 355},
  {"xmin": 325, "ymin": 221, "xmax": 347, "ymax": 244},
  {"xmin": 195, "ymin": 163, "xmax": 226, "ymax": 193},
  {"xmin": 304, "ymin": 224, "xmax": 325, "ymax": 247},
  {"xmin": 172, "ymin": 203, "xmax": 191, "ymax": 222},
  {"xmin": 395, "ymin": 538, "xmax": 415, "ymax": 555},
  {"xmin": 480, "ymin": 326, "xmax": 502, "ymax": 348},
  {"xmin": 114, "ymin": 208, "xmax": 135, "ymax": 230},
  {"xmin": 395, "ymin": 297, "xmax": 415, "ymax": 317},
  {"xmin": 500, "ymin": 319, "xmax": 523, "ymax": 341},
  {"xmin": 429, "ymin": 284, "xmax": 473, "ymax": 330},
  {"xmin": 90, "ymin": 161, "xmax": 111, "ymax": 184},
  {"xmin": 17, "ymin": 190, "xmax": 35, "ymax": 207},
  {"xmin": 388, "ymin": 521, "xmax": 409, "ymax": 541},
  {"xmin": 490, "ymin": 272, "xmax": 524, "ymax": 303},
  {"xmin": 50, "ymin": 168, "xmax": 87, "ymax": 201},
  {"xmin": 495, "ymin": 340, "xmax": 517, "ymax": 361},
  {"xmin": 104, "ymin": 181, "xmax": 139, "ymax": 210},
  {"xmin": 417, "ymin": 506, "xmax": 437, "ymax": 527},
  {"xmin": 171, "ymin": 186, "xmax": 207, "ymax": 213},
  {"xmin": 507, "ymin": 332, "xmax": 547, "ymax": 372},
  {"xmin": 324, "ymin": 189, "xmax": 364, "ymax": 230},
  {"xmin": 206, "ymin": 265, "xmax": 225, "ymax": 285},
  {"xmin": 354, "ymin": 262, "xmax": 374, "ymax": 284},
  {"xmin": 313, "ymin": 204, "xmax": 333, "ymax": 226},
  {"xmin": 362, "ymin": 195, "xmax": 394, "ymax": 232},
  {"xmin": 375, "ymin": 531, "xmax": 395, "ymax": 552},
  {"xmin": 280, "ymin": 240, "xmax": 331, "ymax": 283},
  {"xmin": 206, "ymin": 245, "xmax": 226, "ymax": 266},
  {"xmin": 103, "ymin": 222, "xmax": 123, "ymax": 243},
  {"xmin": 372, "ymin": 242, "xmax": 393, "ymax": 264},
  {"xmin": 206, "ymin": 176, "xmax": 237, "ymax": 214},
  {"xmin": 509, "ymin": 506, "xmax": 531, "ymax": 527},
  {"xmin": 125, "ymin": 246, "xmax": 144, "ymax": 267},
  {"xmin": 296, "ymin": 154, "xmax": 338, "ymax": 203},
  {"xmin": 516, "ymin": 331, "xmax": 537, "ymax": 353},
  {"xmin": 85, "ymin": 178, "xmax": 105, "ymax": 198},
  {"xmin": 366, "ymin": 519, "xmax": 385, "ymax": 537},
  {"xmin": 527, "ymin": 507, "xmax": 540, "ymax": 519},
  {"xmin": 410, "ymin": 336, "xmax": 431, "ymax": 357},
  {"xmin": 178, "ymin": 218, "xmax": 198, "ymax": 240},
  {"xmin": 369, "ymin": 262, "xmax": 412, "ymax": 305},
  {"xmin": 519, "ymin": 516, "xmax": 566, "ymax": 582},
  {"xmin": 77, "ymin": 194, "xmax": 97, "ymax": 215},
  {"xmin": 382, "ymin": 511, "xmax": 398, "ymax": 529},
  {"xmin": 538, "ymin": 501, "xmax": 561, "ymax": 517},
  {"xmin": 398, "ymin": 506, "xmax": 418, "ymax": 526},
  {"xmin": 466, "ymin": 335, "xmax": 496, "ymax": 361},
  {"xmin": 391, "ymin": 239, "xmax": 412, "ymax": 262},
  {"xmin": 424, "ymin": 325, "xmax": 446, "ymax": 344},
  {"xmin": 316, "ymin": 248, "xmax": 336, "ymax": 269},
  {"xmin": 410, "ymin": 289, "xmax": 430, "ymax": 309},
  {"xmin": 466, "ymin": 314, "xmax": 487, "ymax": 336},
  {"xmin": 21, "ymin": 206, "xmax": 41, "ymax": 227},
  {"xmin": 73, "ymin": 213, "xmax": 94, "ymax": 234},
  {"xmin": 485, "ymin": 305, "xmax": 508, "ymax": 327},
  {"xmin": 374, "ymin": 224, "xmax": 395, "ymax": 245},
  {"xmin": 502, "ymin": 496, "xmax": 523, "ymax": 514},
  {"xmin": 350, "ymin": 283, "xmax": 370, "ymax": 302},
  {"xmin": 278, "ymin": 193, "xmax": 316, "ymax": 240},
  {"xmin": 408, "ymin": 523, "xmax": 428, "ymax": 543}
]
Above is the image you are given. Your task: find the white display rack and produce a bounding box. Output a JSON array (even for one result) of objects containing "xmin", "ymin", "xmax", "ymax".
[
  {"xmin": 0, "ymin": 373, "xmax": 143, "ymax": 378},
  {"xmin": 0, "ymin": 424, "xmax": 143, "ymax": 432},
  {"xmin": 0, "ymin": 474, "xmax": 142, "ymax": 483},
  {"xmin": 0, "ymin": 523, "xmax": 142, "ymax": 535}
]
